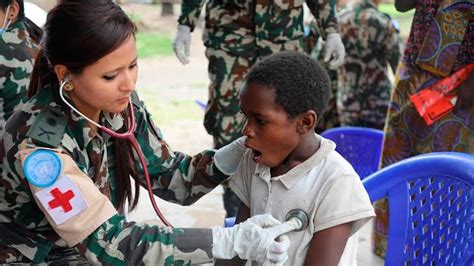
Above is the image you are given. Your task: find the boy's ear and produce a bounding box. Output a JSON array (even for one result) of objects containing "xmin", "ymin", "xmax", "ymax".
[{"xmin": 296, "ymin": 110, "xmax": 317, "ymax": 134}]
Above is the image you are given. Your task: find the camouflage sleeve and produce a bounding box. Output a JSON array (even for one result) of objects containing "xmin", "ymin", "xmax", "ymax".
[
  {"xmin": 133, "ymin": 95, "xmax": 228, "ymax": 205},
  {"xmin": 306, "ymin": 0, "xmax": 338, "ymax": 39},
  {"xmin": 383, "ymin": 18, "xmax": 403, "ymax": 74},
  {"xmin": 0, "ymin": 53, "xmax": 30, "ymax": 130},
  {"xmin": 177, "ymin": 0, "xmax": 206, "ymax": 31},
  {"xmin": 79, "ymin": 214, "xmax": 213, "ymax": 265}
]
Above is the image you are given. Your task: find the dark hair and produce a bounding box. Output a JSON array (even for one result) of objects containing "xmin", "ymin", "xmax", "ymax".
[
  {"xmin": 28, "ymin": 0, "xmax": 140, "ymax": 212},
  {"xmin": 244, "ymin": 51, "xmax": 330, "ymax": 119},
  {"xmin": 1, "ymin": 0, "xmax": 42, "ymax": 43}
]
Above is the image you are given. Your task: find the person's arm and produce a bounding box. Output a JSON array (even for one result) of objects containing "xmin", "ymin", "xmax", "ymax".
[
  {"xmin": 78, "ymin": 214, "xmax": 216, "ymax": 265},
  {"xmin": 306, "ymin": 0, "xmax": 338, "ymax": 39},
  {"xmin": 454, "ymin": 71, "xmax": 474, "ymax": 113},
  {"xmin": 132, "ymin": 94, "xmax": 235, "ymax": 206},
  {"xmin": 304, "ymin": 222, "xmax": 353, "ymax": 265},
  {"xmin": 378, "ymin": 15, "xmax": 403, "ymax": 74},
  {"xmin": 306, "ymin": 0, "xmax": 345, "ymax": 69},
  {"xmin": 215, "ymin": 204, "xmax": 251, "ymax": 266},
  {"xmin": 385, "ymin": 21, "xmax": 403, "ymax": 74},
  {"xmin": 394, "ymin": 0, "xmax": 416, "ymax": 12},
  {"xmin": 177, "ymin": 0, "xmax": 206, "ymax": 32}
]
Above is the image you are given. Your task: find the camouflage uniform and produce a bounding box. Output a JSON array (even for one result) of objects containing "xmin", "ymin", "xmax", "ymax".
[
  {"xmin": 336, "ymin": 0, "xmax": 402, "ymax": 129},
  {"xmin": 310, "ymin": 38, "xmax": 342, "ymax": 133},
  {"xmin": 0, "ymin": 20, "xmax": 39, "ymax": 132},
  {"xmin": 178, "ymin": 0, "xmax": 338, "ymax": 148},
  {"xmin": 0, "ymin": 87, "xmax": 229, "ymax": 264}
]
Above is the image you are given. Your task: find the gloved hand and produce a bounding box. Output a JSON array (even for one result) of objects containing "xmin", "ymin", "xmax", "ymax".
[
  {"xmin": 212, "ymin": 214, "xmax": 292, "ymax": 263},
  {"xmin": 172, "ymin": 25, "xmax": 191, "ymax": 65},
  {"xmin": 214, "ymin": 136, "xmax": 247, "ymax": 175},
  {"xmin": 322, "ymin": 32, "xmax": 345, "ymax": 70}
]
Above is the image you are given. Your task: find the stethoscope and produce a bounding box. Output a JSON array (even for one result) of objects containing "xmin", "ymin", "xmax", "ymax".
[{"xmin": 59, "ymin": 78, "xmax": 173, "ymax": 227}]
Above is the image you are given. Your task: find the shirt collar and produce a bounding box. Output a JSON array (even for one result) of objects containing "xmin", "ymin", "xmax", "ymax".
[
  {"xmin": 68, "ymin": 107, "xmax": 125, "ymax": 150},
  {"xmin": 255, "ymin": 134, "xmax": 336, "ymax": 190}
]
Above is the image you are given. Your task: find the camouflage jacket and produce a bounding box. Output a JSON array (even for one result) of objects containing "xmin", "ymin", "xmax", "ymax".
[
  {"xmin": 338, "ymin": 0, "xmax": 402, "ymax": 91},
  {"xmin": 336, "ymin": 0, "xmax": 403, "ymax": 127},
  {"xmin": 0, "ymin": 87, "xmax": 228, "ymax": 264},
  {"xmin": 178, "ymin": 0, "xmax": 338, "ymax": 58},
  {"xmin": 0, "ymin": 20, "xmax": 39, "ymax": 132}
]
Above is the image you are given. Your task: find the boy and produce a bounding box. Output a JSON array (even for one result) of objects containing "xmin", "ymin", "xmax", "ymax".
[{"xmin": 225, "ymin": 51, "xmax": 375, "ymax": 265}]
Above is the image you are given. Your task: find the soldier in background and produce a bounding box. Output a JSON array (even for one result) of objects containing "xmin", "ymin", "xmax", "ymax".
[
  {"xmin": 0, "ymin": 0, "xmax": 40, "ymax": 132},
  {"xmin": 311, "ymin": 0, "xmax": 402, "ymax": 131},
  {"xmin": 336, "ymin": 0, "xmax": 402, "ymax": 129},
  {"xmin": 173, "ymin": 0, "xmax": 346, "ymax": 218}
]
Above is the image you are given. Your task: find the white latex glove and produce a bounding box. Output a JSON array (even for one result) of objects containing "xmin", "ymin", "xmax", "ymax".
[
  {"xmin": 212, "ymin": 214, "xmax": 292, "ymax": 263},
  {"xmin": 172, "ymin": 25, "xmax": 191, "ymax": 65},
  {"xmin": 263, "ymin": 235, "xmax": 290, "ymax": 265},
  {"xmin": 322, "ymin": 32, "xmax": 346, "ymax": 70},
  {"xmin": 214, "ymin": 136, "xmax": 247, "ymax": 175}
]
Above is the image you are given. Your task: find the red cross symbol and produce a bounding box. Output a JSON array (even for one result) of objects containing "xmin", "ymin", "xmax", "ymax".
[{"xmin": 48, "ymin": 188, "xmax": 75, "ymax": 213}]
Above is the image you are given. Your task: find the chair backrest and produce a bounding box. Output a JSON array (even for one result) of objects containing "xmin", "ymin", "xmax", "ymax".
[
  {"xmin": 362, "ymin": 152, "xmax": 474, "ymax": 265},
  {"xmin": 321, "ymin": 126, "xmax": 384, "ymax": 179}
]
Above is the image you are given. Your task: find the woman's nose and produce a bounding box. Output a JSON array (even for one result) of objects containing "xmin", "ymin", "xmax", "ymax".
[{"xmin": 121, "ymin": 72, "xmax": 136, "ymax": 91}]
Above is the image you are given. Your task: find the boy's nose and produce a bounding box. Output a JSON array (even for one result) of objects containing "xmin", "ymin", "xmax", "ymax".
[{"xmin": 242, "ymin": 122, "xmax": 254, "ymax": 138}]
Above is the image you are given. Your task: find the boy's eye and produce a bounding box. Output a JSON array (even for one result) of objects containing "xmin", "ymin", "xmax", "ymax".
[{"xmin": 256, "ymin": 118, "xmax": 266, "ymax": 125}]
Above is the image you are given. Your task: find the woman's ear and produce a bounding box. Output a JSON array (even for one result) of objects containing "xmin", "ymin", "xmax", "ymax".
[
  {"xmin": 296, "ymin": 110, "xmax": 317, "ymax": 134},
  {"xmin": 54, "ymin": 65, "xmax": 70, "ymax": 83},
  {"xmin": 8, "ymin": 1, "xmax": 20, "ymax": 21}
]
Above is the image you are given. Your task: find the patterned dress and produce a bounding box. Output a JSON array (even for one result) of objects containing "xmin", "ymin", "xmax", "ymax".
[{"xmin": 373, "ymin": 0, "xmax": 474, "ymax": 257}]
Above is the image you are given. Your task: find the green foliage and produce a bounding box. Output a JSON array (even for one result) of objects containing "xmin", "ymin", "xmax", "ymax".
[
  {"xmin": 136, "ymin": 32, "xmax": 173, "ymax": 58},
  {"xmin": 378, "ymin": 3, "xmax": 415, "ymax": 39}
]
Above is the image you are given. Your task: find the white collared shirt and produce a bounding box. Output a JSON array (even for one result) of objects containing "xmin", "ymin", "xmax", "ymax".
[{"xmin": 230, "ymin": 134, "xmax": 375, "ymax": 265}]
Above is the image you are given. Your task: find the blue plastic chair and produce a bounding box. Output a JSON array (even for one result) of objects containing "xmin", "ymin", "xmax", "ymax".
[
  {"xmin": 224, "ymin": 217, "xmax": 236, "ymax": 228},
  {"xmin": 362, "ymin": 152, "xmax": 474, "ymax": 265},
  {"xmin": 321, "ymin": 126, "xmax": 384, "ymax": 179}
]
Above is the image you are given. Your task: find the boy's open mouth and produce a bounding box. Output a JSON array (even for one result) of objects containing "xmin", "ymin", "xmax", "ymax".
[{"xmin": 252, "ymin": 149, "xmax": 262, "ymax": 162}]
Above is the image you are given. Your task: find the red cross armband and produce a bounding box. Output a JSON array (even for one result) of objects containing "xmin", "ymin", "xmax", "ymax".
[
  {"xmin": 410, "ymin": 63, "xmax": 474, "ymax": 126},
  {"xmin": 17, "ymin": 146, "xmax": 117, "ymax": 247}
]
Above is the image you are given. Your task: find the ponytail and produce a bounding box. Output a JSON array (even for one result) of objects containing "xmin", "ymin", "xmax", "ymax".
[{"xmin": 28, "ymin": 49, "xmax": 57, "ymax": 98}]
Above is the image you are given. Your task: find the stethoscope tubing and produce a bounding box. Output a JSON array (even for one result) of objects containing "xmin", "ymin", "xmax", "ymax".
[{"xmin": 59, "ymin": 80, "xmax": 173, "ymax": 227}]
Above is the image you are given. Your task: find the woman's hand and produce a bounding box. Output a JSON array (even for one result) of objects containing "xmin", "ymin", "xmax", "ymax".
[
  {"xmin": 394, "ymin": 0, "xmax": 416, "ymax": 12},
  {"xmin": 454, "ymin": 72, "xmax": 474, "ymax": 113}
]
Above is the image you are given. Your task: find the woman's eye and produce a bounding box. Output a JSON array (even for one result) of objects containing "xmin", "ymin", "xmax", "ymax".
[
  {"xmin": 129, "ymin": 63, "xmax": 138, "ymax": 69},
  {"xmin": 256, "ymin": 118, "xmax": 266, "ymax": 125},
  {"xmin": 103, "ymin": 75, "xmax": 116, "ymax": 81}
]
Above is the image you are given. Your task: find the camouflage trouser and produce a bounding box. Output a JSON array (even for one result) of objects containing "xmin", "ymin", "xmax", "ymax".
[
  {"xmin": 337, "ymin": 84, "xmax": 392, "ymax": 130},
  {"xmin": 204, "ymin": 48, "xmax": 256, "ymax": 149}
]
